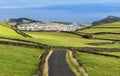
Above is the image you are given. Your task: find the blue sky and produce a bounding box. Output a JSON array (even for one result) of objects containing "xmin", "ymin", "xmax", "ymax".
[{"xmin": 0, "ymin": 0, "xmax": 120, "ymax": 23}]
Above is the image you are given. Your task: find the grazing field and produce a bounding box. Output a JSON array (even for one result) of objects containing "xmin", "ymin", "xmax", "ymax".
[
  {"xmin": 0, "ymin": 44, "xmax": 45, "ymax": 76},
  {"xmin": 0, "ymin": 23, "xmax": 110, "ymax": 47},
  {"xmin": 98, "ymin": 44, "xmax": 120, "ymax": 48},
  {"xmin": 76, "ymin": 52, "xmax": 120, "ymax": 76},
  {"xmin": 94, "ymin": 22, "xmax": 120, "ymax": 27},
  {"xmin": 78, "ymin": 22, "xmax": 120, "ymax": 33},
  {"xmin": 102, "ymin": 52, "xmax": 120, "ymax": 56},
  {"xmin": 93, "ymin": 34, "xmax": 120, "ymax": 40},
  {"xmin": 24, "ymin": 32, "xmax": 108, "ymax": 47},
  {"xmin": 0, "ymin": 25, "xmax": 23, "ymax": 38},
  {"xmin": 79, "ymin": 28, "xmax": 120, "ymax": 33}
]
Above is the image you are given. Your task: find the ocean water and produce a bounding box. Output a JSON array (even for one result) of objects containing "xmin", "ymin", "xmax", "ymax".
[{"xmin": 0, "ymin": 3, "xmax": 120, "ymax": 23}]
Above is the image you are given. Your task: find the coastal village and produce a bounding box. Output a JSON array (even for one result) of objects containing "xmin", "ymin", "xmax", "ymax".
[{"xmin": 18, "ymin": 22, "xmax": 83, "ymax": 31}]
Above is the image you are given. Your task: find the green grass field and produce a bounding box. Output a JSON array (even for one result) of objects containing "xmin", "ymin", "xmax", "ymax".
[
  {"xmin": 98, "ymin": 44, "xmax": 120, "ymax": 48},
  {"xmin": 0, "ymin": 25, "xmax": 23, "ymax": 38},
  {"xmin": 93, "ymin": 34, "xmax": 120, "ymax": 40},
  {"xmin": 94, "ymin": 22, "xmax": 120, "ymax": 27},
  {"xmin": 79, "ymin": 28, "xmax": 120, "ymax": 33},
  {"xmin": 0, "ymin": 22, "xmax": 120, "ymax": 76},
  {"xmin": 0, "ymin": 24, "xmax": 109, "ymax": 47},
  {"xmin": 101, "ymin": 52, "xmax": 120, "ymax": 56},
  {"xmin": 0, "ymin": 44, "xmax": 45, "ymax": 76},
  {"xmin": 78, "ymin": 22, "xmax": 120, "ymax": 33},
  {"xmin": 76, "ymin": 52, "xmax": 120, "ymax": 76},
  {"xmin": 24, "ymin": 32, "xmax": 108, "ymax": 47}
]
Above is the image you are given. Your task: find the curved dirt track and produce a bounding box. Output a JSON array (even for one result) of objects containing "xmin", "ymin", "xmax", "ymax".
[{"xmin": 48, "ymin": 50, "xmax": 75, "ymax": 76}]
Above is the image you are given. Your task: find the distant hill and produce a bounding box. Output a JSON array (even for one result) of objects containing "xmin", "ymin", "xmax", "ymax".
[
  {"xmin": 0, "ymin": 18, "xmax": 40, "ymax": 26},
  {"xmin": 92, "ymin": 15, "xmax": 120, "ymax": 25},
  {"xmin": 50, "ymin": 21, "xmax": 72, "ymax": 25}
]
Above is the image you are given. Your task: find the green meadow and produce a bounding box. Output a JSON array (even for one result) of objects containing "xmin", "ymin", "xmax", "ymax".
[
  {"xmin": 101, "ymin": 52, "xmax": 120, "ymax": 56},
  {"xmin": 78, "ymin": 22, "xmax": 120, "ymax": 33},
  {"xmin": 24, "ymin": 32, "xmax": 108, "ymax": 47},
  {"xmin": 0, "ymin": 44, "xmax": 45, "ymax": 76},
  {"xmin": 0, "ymin": 21, "xmax": 120, "ymax": 76},
  {"xmin": 0, "ymin": 25, "xmax": 23, "ymax": 38},
  {"xmin": 76, "ymin": 52, "xmax": 120, "ymax": 76}
]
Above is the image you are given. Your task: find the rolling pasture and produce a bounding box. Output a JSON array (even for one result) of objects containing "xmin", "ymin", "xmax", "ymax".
[
  {"xmin": 24, "ymin": 32, "xmax": 108, "ymax": 47},
  {"xmin": 0, "ymin": 22, "xmax": 120, "ymax": 76},
  {"xmin": 77, "ymin": 22, "xmax": 120, "ymax": 48},
  {"xmin": 76, "ymin": 22, "xmax": 120, "ymax": 76},
  {"xmin": 76, "ymin": 52, "xmax": 120, "ymax": 76},
  {"xmin": 0, "ymin": 44, "xmax": 45, "ymax": 76},
  {"xmin": 79, "ymin": 22, "xmax": 120, "ymax": 33},
  {"xmin": 0, "ymin": 25, "xmax": 23, "ymax": 38}
]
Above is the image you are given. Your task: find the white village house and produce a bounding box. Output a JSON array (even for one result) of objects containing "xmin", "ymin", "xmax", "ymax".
[{"xmin": 18, "ymin": 22, "xmax": 82, "ymax": 31}]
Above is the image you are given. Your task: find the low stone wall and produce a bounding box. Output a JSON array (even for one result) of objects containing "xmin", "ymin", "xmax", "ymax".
[
  {"xmin": 0, "ymin": 40, "xmax": 51, "ymax": 49},
  {"xmin": 0, "ymin": 37, "xmax": 120, "ymax": 52},
  {"xmin": 93, "ymin": 32, "xmax": 120, "ymax": 35},
  {"xmin": 87, "ymin": 41, "xmax": 120, "ymax": 46},
  {"xmin": 93, "ymin": 27, "xmax": 120, "ymax": 28},
  {"xmin": 76, "ymin": 50, "xmax": 120, "ymax": 58},
  {"xmin": 72, "ymin": 50, "xmax": 89, "ymax": 76},
  {"xmin": 0, "ymin": 37, "xmax": 49, "ymax": 46},
  {"xmin": 0, "ymin": 38, "xmax": 120, "ymax": 52},
  {"xmin": 35, "ymin": 50, "xmax": 50, "ymax": 76},
  {"xmin": 94, "ymin": 38, "xmax": 120, "ymax": 41},
  {"xmin": 61, "ymin": 31, "xmax": 93, "ymax": 39},
  {"xmin": 11, "ymin": 28, "xmax": 32, "ymax": 37}
]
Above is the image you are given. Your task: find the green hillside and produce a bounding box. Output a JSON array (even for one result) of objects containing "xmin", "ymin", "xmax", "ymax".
[
  {"xmin": 0, "ymin": 25, "xmax": 23, "ymax": 38},
  {"xmin": 94, "ymin": 22, "xmax": 120, "ymax": 27},
  {"xmin": 78, "ymin": 22, "xmax": 120, "ymax": 40},
  {"xmin": 76, "ymin": 52, "xmax": 120, "ymax": 76},
  {"xmin": 0, "ymin": 44, "xmax": 45, "ymax": 76},
  {"xmin": 24, "ymin": 32, "xmax": 108, "ymax": 47},
  {"xmin": 79, "ymin": 22, "xmax": 120, "ymax": 33}
]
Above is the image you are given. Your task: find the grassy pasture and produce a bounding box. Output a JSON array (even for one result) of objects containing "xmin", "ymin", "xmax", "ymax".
[
  {"xmin": 98, "ymin": 44, "xmax": 120, "ymax": 48},
  {"xmin": 24, "ymin": 32, "xmax": 108, "ymax": 47},
  {"xmin": 0, "ymin": 44, "xmax": 45, "ymax": 76},
  {"xmin": 76, "ymin": 51, "xmax": 120, "ymax": 76},
  {"xmin": 78, "ymin": 28, "xmax": 120, "ymax": 33},
  {"xmin": 78, "ymin": 22, "xmax": 120, "ymax": 33},
  {"xmin": 94, "ymin": 22, "xmax": 120, "ymax": 27},
  {"xmin": 0, "ymin": 24, "xmax": 108, "ymax": 47},
  {"xmin": 0, "ymin": 25, "xmax": 23, "ymax": 38},
  {"xmin": 101, "ymin": 52, "xmax": 120, "ymax": 56},
  {"xmin": 93, "ymin": 34, "xmax": 120, "ymax": 40}
]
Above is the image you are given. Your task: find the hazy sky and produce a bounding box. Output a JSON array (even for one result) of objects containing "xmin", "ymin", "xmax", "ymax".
[{"xmin": 0, "ymin": 0, "xmax": 120, "ymax": 23}]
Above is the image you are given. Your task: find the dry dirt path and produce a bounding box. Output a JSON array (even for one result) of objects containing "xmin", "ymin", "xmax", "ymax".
[{"xmin": 48, "ymin": 50, "xmax": 75, "ymax": 76}]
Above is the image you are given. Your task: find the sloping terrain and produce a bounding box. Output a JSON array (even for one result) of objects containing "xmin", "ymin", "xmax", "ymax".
[
  {"xmin": 0, "ymin": 44, "xmax": 45, "ymax": 76},
  {"xmin": 25, "ymin": 32, "xmax": 108, "ymax": 47},
  {"xmin": 92, "ymin": 15, "xmax": 120, "ymax": 25},
  {"xmin": 0, "ymin": 24, "xmax": 23, "ymax": 38},
  {"xmin": 77, "ymin": 22, "xmax": 120, "ymax": 47},
  {"xmin": 75, "ymin": 21, "xmax": 120, "ymax": 76},
  {"xmin": 76, "ymin": 52, "xmax": 120, "ymax": 76}
]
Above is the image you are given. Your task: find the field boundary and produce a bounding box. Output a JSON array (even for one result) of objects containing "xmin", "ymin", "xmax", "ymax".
[
  {"xmin": 42, "ymin": 50, "xmax": 53, "ymax": 76},
  {"xmin": 34, "ymin": 50, "xmax": 50, "ymax": 76},
  {"xmin": 66, "ymin": 50, "xmax": 89, "ymax": 76},
  {"xmin": 87, "ymin": 41, "xmax": 120, "ymax": 46},
  {"xmin": 11, "ymin": 28, "xmax": 32, "ymax": 37},
  {"xmin": 77, "ymin": 50, "xmax": 120, "ymax": 58},
  {"xmin": 93, "ymin": 32, "xmax": 120, "ymax": 35},
  {"xmin": 0, "ymin": 38, "xmax": 120, "ymax": 52},
  {"xmin": 0, "ymin": 37, "xmax": 120, "ymax": 52}
]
